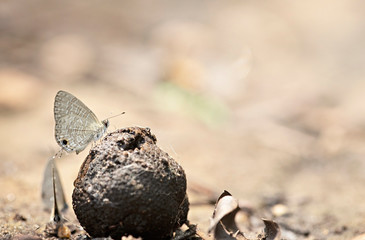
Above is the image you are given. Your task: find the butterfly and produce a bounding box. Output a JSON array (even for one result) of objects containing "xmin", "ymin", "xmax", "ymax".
[
  {"xmin": 41, "ymin": 155, "xmax": 68, "ymax": 214},
  {"xmin": 42, "ymin": 155, "xmax": 70, "ymax": 238},
  {"xmin": 54, "ymin": 90, "xmax": 110, "ymax": 154}
]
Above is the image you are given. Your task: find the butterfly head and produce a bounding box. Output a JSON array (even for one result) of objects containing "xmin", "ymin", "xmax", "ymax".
[
  {"xmin": 94, "ymin": 120, "xmax": 109, "ymax": 141},
  {"xmin": 102, "ymin": 119, "xmax": 110, "ymax": 129}
]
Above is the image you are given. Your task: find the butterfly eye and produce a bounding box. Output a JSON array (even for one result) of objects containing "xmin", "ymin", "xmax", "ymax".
[{"xmin": 62, "ymin": 139, "xmax": 68, "ymax": 146}]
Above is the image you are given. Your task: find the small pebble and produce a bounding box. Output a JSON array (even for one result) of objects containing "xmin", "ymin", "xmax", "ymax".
[
  {"xmin": 57, "ymin": 224, "xmax": 71, "ymax": 239},
  {"xmin": 271, "ymin": 204, "xmax": 289, "ymax": 217}
]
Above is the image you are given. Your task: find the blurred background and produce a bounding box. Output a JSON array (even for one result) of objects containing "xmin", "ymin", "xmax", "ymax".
[{"xmin": 1, "ymin": 1, "xmax": 365, "ymax": 239}]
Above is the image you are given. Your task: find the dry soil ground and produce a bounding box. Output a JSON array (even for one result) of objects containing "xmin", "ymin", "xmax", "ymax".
[{"xmin": 1, "ymin": 1, "xmax": 365, "ymax": 239}]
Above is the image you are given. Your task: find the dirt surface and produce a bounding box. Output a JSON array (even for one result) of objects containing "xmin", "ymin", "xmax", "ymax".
[{"xmin": 1, "ymin": 1, "xmax": 365, "ymax": 239}]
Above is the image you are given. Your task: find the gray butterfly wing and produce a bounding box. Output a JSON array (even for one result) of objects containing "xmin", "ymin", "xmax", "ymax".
[
  {"xmin": 54, "ymin": 91, "xmax": 105, "ymax": 154},
  {"xmin": 41, "ymin": 156, "xmax": 68, "ymax": 213}
]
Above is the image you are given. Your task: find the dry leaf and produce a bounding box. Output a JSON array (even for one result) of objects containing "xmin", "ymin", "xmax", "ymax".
[
  {"xmin": 208, "ymin": 191, "xmax": 246, "ymax": 240},
  {"xmin": 262, "ymin": 219, "xmax": 281, "ymax": 240}
]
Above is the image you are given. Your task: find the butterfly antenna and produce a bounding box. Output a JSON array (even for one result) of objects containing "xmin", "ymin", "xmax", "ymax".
[
  {"xmin": 52, "ymin": 157, "xmax": 62, "ymax": 223},
  {"xmin": 105, "ymin": 112, "xmax": 126, "ymax": 120}
]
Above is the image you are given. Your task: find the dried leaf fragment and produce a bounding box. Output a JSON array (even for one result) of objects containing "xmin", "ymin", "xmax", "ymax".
[
  {"xmin": 208, "ymin": 190, "xmax": 246, "ymax": 240},
  {"xmin": 262, "ymin": 219, "xmax": 281, "ymax": 240}
]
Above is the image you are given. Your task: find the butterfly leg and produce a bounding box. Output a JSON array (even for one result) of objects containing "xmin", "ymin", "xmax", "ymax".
[{"xmin": 55, "ymin": 149, "xmax": 63, "ymax": 159}]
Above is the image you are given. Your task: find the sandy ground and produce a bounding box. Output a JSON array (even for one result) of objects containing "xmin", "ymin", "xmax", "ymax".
[{"xmin": 1, "ymin": 1, "xmax": 365, "ymax": 239}]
